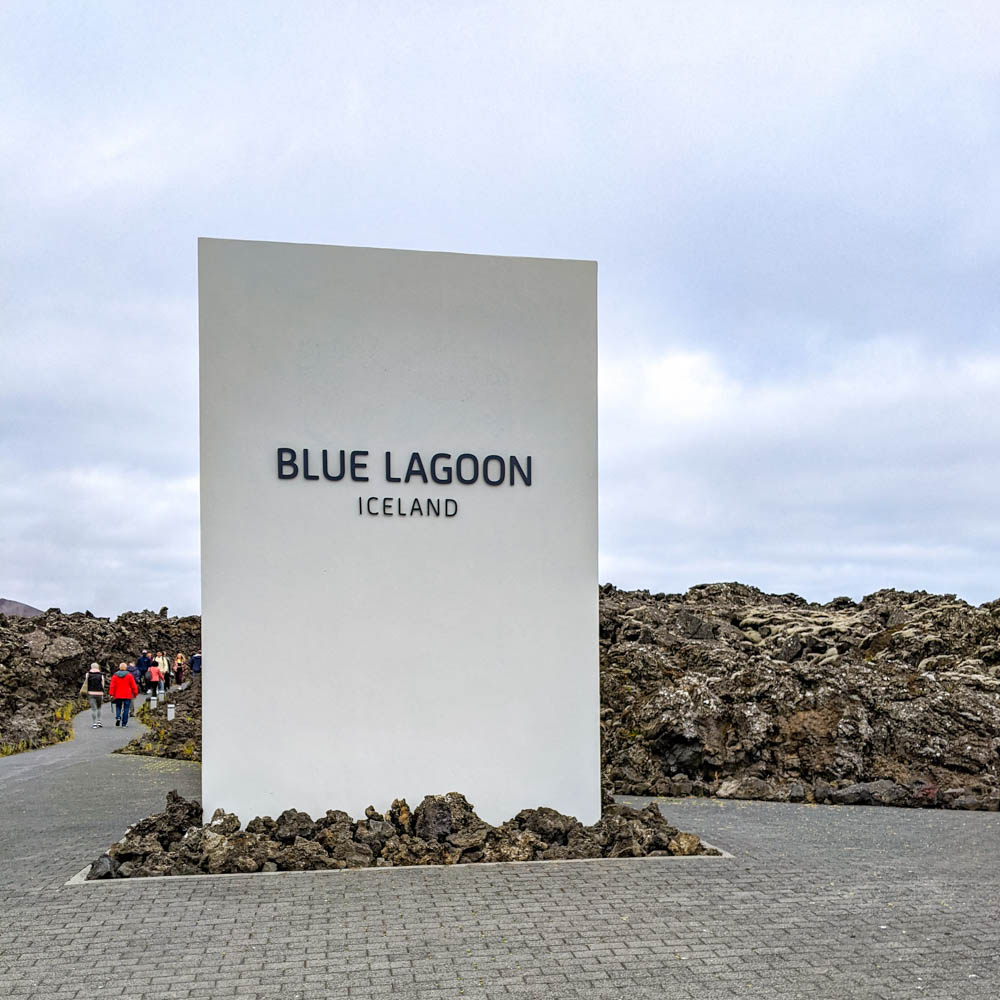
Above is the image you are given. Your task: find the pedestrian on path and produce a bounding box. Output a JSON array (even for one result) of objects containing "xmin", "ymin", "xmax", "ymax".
[
  {"xmin": 127, "ymin": 660, "xmax": 143, "ymax": 693},
  {"xmin": 174, "ymin": 653, "xmax": 187, "ymax": 687},
  {"xmin": 154, "ymin": 650, "xmax": 169, "ymax": 694},
  {"xmin": 190, "ymin": 650, "xmax": 202, "ymax": 675},
  {"xmin": 83, "ymin": 663, "xmax": 105, "ymax": 728},
  {"xmin": 109, "ymin": 663, "xmax": 138, "ymax": 727},
  {"xmin": 145, "ymin": 661, "xmax": 162, "ymax": 698}
]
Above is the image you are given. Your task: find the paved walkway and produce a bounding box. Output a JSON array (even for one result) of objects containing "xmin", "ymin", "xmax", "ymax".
[
  {"xmin": 0, "ymin": 702, "xmax": 200, "ymax": 888},
  {"xmin": 0, "ymin": 718, "xmax": 997, "ymax": 999}
]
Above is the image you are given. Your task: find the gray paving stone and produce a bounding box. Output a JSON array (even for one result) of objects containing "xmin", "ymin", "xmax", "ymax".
[{"xmin": 1, "ymin": 711, "xmax": 998, "ymax": 997}]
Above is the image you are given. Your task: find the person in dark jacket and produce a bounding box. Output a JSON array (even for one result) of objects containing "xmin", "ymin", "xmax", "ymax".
[
  {"xmin": 108, "ymin": 663, "xmax": 139, "ymax": 727},
  {"xmin": 85, "ymin": 663, "xmax": 105, "ymax": 728},
  {"xmin": 128, "ymin": 660, "xmax": 143, "ymax": 689},
  {"xmin": 136, "ymin": 651, "xmax": 152, "ymax": 676},
  {"xmin": 190, "ymin": 651, "xmax": 202, "ymax": 675}
]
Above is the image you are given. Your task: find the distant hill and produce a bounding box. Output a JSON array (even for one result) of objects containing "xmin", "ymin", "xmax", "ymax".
[{"xmin": 0, "ymin": 598, "xmax": 43, "ymax": 618}]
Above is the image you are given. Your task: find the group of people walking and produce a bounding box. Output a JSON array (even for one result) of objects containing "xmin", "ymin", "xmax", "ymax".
[{"xmin": 82, "ymin": 649, "xmax": 202, "ymax": 729}]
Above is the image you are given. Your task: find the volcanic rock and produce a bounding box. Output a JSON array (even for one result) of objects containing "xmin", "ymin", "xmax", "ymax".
[
  {"xmin": 90, "ymin": 791, "xmax": 718, "ymax": 878},
  {"xmin": 413, "ymin": 792, "xmax": 480, "ymax": 841},
  {"xmin": 482, "ymin": 826, "xmax": 546, "ymax": 863},
  {"xmin": 116, "ymin": 676, "xmax": 201, "ymax": 761},
  {"xmin": 28, "ymin": 581, "xmax": 1000, "ymax": 812},
  {"xmin": 85, "ymin": 853, "xmax": 119, "ymax": 880},
  {"xmin": 387, "ymin": 798, "xmax": 414, "ymax": 834},
  {"xmin": 512, "ymin": 806, "xmax": 581, "ymax": 844},
  {"xmin": 601, "ymin": 583, "xmax": 1000, "ymax": 810},
  {"xmin": 207, "ymin": 807, "xmax": 241, "ymax": 835},
  {"xmin": 0, "ymin": 608, "xmax": 199, "ymax": 754},
  {"xmin": 668, "ymin": 832, "xmax": 702, "ymax": 856},
  {"xmin": 275, "ymin": 808, "xmax": 316, "ymax": 843},
  {"xmin": 120, "ymin": 789, "xmax": 202, "ymax": 851},
  {"xmin": 355, "ymin": 816, "xmax": 395, "ymax": 853},
  {"xmin": 246, "ymin": 815, "xmax": 277, "ymax": 836},
  {"xmin": 276, "ymin": 836, "xmax": 337, "ymax": 871}
]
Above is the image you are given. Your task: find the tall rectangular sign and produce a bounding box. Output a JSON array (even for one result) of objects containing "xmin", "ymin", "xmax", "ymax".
[{"xmin": 199, "ymin": 239, "xmax": 598, "ymax": 825}]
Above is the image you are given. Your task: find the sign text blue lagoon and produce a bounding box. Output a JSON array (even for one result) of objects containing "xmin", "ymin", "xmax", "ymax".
[{"xmin": 276, "ymin": 449, "xmax": 533, "ymax": 486}]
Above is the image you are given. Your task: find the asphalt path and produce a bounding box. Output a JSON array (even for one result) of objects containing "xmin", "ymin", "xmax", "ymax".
[{"xmin": 0, "ymin": 699, "xmax": 200, "ymax": 882}]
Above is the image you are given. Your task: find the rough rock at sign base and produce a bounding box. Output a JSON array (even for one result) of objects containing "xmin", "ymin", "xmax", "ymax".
[
  {"xmin": 601, "ymin": 583, "xmax": 1000, "ymax": 811},
  {"xmin": 86, "ymin": 790, "xmax": 719, "ymax": 878}
]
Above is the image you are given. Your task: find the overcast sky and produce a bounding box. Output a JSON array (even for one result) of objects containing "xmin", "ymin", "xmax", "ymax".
[{"xmin": 2, "ymin": 2, "xmax": 998, "ymax": 616}]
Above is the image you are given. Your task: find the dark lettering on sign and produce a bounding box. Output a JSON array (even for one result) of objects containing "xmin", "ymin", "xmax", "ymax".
[
  {"xmin": 455, "ymin": 453, "xmax": 479, "ymax": 484},
  {"xmin": 323, "ymin": 449, "xmax": 346, "ymax": 481},
  {"xmin": 277, "ymin": 448, "xmax": 531, "ymax": 487},
  {"xmin": 283, "ymin": 447, "xmax": 528, "ymax": 524},
  {"xmin": 405, "ymin": 452, "xmax": 428, "ymax": 483},
  {"xmin": 430, "ymin": 453, "xmax": 452, "ymax": 484},
  {"xmin": 356, "ymin": 496, "xmax": 459, "ymax": 518},
  {"xmin": 277, "ymin": 447, "xmax": 299, "ymax": 479},
  {"xmin": 510, "ymin": 455, "xmax": 532, "ymax": 486},
  {"xmin": 482, "ymin": 455, "xmax": 505, "ymax": 486},
  {"xmin": 351, "ymin": 451, "xmax": 370, "ymax": 482}
]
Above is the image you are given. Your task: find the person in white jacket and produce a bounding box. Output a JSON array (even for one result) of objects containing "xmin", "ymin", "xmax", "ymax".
[{"xmin": 154, "ymin": 651, "xmax": 170, "ymax": 694}]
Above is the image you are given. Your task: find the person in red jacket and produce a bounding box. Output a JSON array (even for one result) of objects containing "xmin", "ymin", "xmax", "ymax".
[{"xmin": 108, "ymin": 662, "xmax": 139, "ymax": 727}]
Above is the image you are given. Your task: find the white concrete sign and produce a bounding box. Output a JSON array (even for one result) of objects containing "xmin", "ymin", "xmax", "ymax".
[{"xmin": 199, "ymin": 238, "xmax": 598, "ymax": 826}]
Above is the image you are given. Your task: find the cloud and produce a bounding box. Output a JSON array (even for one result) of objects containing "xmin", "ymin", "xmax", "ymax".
[
  {"xmin": 0, "ymin": 463, "xmax": 199, "ymax": 616},
  {"xmin": 599, "ymin": 338, "xmax": 1000, "ymax": 604},
  {"xmin": 1, "ymin": 2, "xmax": 999, "ymax": 613},
  {"xmin": 0, "ymin": 292, "xmax": 199, "ymax": 616}
]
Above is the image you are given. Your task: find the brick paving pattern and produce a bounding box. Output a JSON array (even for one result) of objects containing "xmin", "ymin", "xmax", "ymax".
[{"xmin": 0, "ymin": 709, "xmax": 997, "ymax": 998}]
